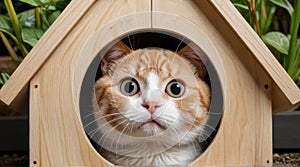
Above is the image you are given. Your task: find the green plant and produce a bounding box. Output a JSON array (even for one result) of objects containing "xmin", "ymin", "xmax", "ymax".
[
  {"xmin": 0, "ymin": 72, "xmax": 10, "ymax": 88},
  {"xmin": 232, "ymin": 0, "xmax": 300, "ymax": 81},
  {"xmin": 0, "ymin": 0, "xmax": 70, "ymax": 87}
]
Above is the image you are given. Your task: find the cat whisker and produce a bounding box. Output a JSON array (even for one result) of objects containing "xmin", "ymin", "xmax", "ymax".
[
  {"xmin": 198, "ymin": 130, "xmax": 213, "ymax": 143},
  {"xmin": 172, "ymin": 119, "xmax": 212, "ymax": 147},
  {"xmin": 115, "ymin": 122, "xmax": 130, "ymax": 155},
  {"xmin": 201, "ymin": 123, "xmax": 217, "ymax": 132},
  {"xmin": 172, "ymin": 128, "xmax": 182, "ymax": 145},
  {"xmin": 179, "ymin": 117, "xmax": 217, "ymax": 132},
  {"xmin": 99, "ymin": 119, "xmax": 127, "ymax": 153},
  {"xmin": 81, "ymin": 111, "xmax": 96, "ymax": 119},
  {"xmin": 83, "ymin": 110, "xmax": 110, "ymax": 118},
  {"xmin": 132, "ymin": 34, "xmax": 137, "ymax": 50},
  {"xmin": 199, "ymin": 130, "xmax": 215, "ymax": 143},
  {"xmin": 175, "ymin": 118, "xmax": 215, "ymax": 141},
  {"xmin": 175, "ymin": 37, "xmax": 185, "ymax": 53},
  {"xmin": 191, "ymin": 140, "xmax": 204, "ymax": 153},
  {"xmin": 119, "ymin": 124, "xmax": 133, "ymax": 153},
  {"xmin": 154, "ymin": 112, "xmax": 178, "ymax": 125},
  {"xmin": 127, "ymin": 35, "xmax": 134, "ymax": 50},
  {"xmin": 84, "ymin": 112, "xmax": 122, "ymax": 129},
  {"xmin": 170, "ymin": 37, "xmax": 185, "ymax": 64},
  {"xmin": 177, "ymin": 117, "xmax": 199, "ymax": 128},
  {"xmin": 88, "ymin": 116, "xmax": 122, "ymax": 135},
  {"xmin": 88, "ymin": 116, "xmax": 124, "ymax": 140},
  {"xmin": 81, "ymin": 111, "xmax": 105, "ymax": 123}
]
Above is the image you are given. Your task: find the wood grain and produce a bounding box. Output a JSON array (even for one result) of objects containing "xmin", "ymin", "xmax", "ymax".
[
  {"xmin": 29, "ymin": 75, "xmax": 40, "ymax": 167},
  {"xmin": 152, "ymin": 0, "xmax": 272, "ymax": 166},
  {"xmin": 30, "ymin": 0, "xmax": 151, "ymax": 166},
  {"xmin": 2, "ymin": 0, "xmax": 299, "ymax": 166},
  {"xmin": 208, "ymin": 0, "xmax": 300, "ymax": 112},
  {"xmin": 0, "ymin": 0, "xmax": 96, "ymax": 105}
]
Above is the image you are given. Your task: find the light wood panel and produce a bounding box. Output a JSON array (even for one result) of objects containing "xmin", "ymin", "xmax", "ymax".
[
  {"xmin": 0, "ymin": 0, "xmax": 96, "ymax": 105},
  {"xmin": 152, "ymin": 0, "xmax": 272, "ymax": 166},
  {"xmin": 30, "ymin": 0, "xmax": 151, "ymax": 166},
  {"xmin": 208, "ymin": 0, "xmax": 300, "ymax": 112},
  {"xmin": 73, "ymin": 14, "xmax": 151, "ymax": 114},
  {"xmin": 30, "ymin": 76, "xmax": 40, "ymax": 167},
  {"xmin": 4, "ymin": 0, "xmax": 299, "ymax": 166}
]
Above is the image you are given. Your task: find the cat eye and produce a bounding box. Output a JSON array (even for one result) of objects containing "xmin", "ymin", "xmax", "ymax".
[
  {"xmin": 120, "ymin": 78, "xmax": 140, "ymax": 96},
  {"xmin": 165, "ymin": 80, "xmax": 185, "ymax": 98}
]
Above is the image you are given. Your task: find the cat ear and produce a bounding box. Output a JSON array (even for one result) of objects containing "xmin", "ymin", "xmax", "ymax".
[
  {"xmin": 178, "ymin": 43, "xmax": 207, "ymax": 79},
  {"xmin": 101, "ymin": 41, "xmax": 131, "ymax": 74}
]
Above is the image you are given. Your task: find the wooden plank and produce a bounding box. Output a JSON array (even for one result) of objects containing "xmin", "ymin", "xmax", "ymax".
[
  {"xmin": 208, "ymin": 0, "xmax": 300, "ymax": 111},
  {"xmin": 0, "ymin": 0, "xmax": 96, "ymax": 106},
  {"xmin": 72, "ymin": 1, "xmax": 152, "ymax": 107},
  {"xmin": 33, "ymin": 0, "xmax": 151, "ymax": 166},
  {"xmin": 29, "ymin": 75, "xmax": 40, "ymax": 167},
  {"xmin": 152, "ymin": 0, "xmax": 273, "ymax": 166},
  {"xmin": 254, "ymin": 79, "xmax": 273, "ymax": 166}
]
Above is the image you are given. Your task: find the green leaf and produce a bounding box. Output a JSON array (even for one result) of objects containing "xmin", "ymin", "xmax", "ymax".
[
  {"xmin": 18, "ymin": 0, "xmax": 43, "ymax": 7},
  {"xmin": 47, "ymin": 10, "xmax": 61, "ymax": 25},
  {"xmin": 47, "ymin": 5, "xmax": 57, "ymax": 11},
  {"xmin": 21, "ymin": 28, "xmax": 44, "ymax": 47},
  {"xmin": 230, "ymin": 0, "xmax": 247, "ymax": 5},
  {"xmin": 40, "ymin": 9, "xmax": 50, "ymax": 30},
  {"xmin": 295, "ymin": 46, "xmax": 300, "ymax": 68},
  {"xmin": 0, "ymin": 30, "xmax": 20, "ymax": 48},
  {"xmin": 0, "ymin": 15, "xmax": 20, "ymax": 45},
  {"xmin": 0, "ymin": 14, "xmax": 13, "ymax": 34},
  {"xmin": 17, "ymin": 9, "xmax": 35, "ymax": 28},
  {"xmin": 4, "ymin": 0, "xmax": 20, "ymax": 38},
  {"xmin": 0, "ymin": 73, "xmax": 10, "ymax": 86},
  {"xmin": 2, "ymin": 73, "xmax": 10, "ymax": 83},
  {"xmin": 268, "ymin": 0, "xmax": 294, "ymax": 16},
  {"xmin": 233, "ymin": 3, "xmax": 249, "ymax": 11},
  {"xmin": 40, "ymin": 0, "xmax": 51, "ymax": 4},
  {"xmin": 55, "ymin": 0, "xmax": 71, "ymax": 10},
  {"xmin": 231, "ymin": 0, "xmax": 251, "ymax": 23},
  {"xmin": 262, "ymin": 32, "xmax": 290, "ymax": 55},
  {"xmin": 262, "ymin": 6, "xmax": 277, "ymax": 34}
]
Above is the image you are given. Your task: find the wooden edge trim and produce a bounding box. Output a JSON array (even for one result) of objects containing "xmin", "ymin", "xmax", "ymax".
[
  {"xmin": 0, "ymin": 0, "xmax": 96, "ymax": 105},
  {"xmin": 29, "ymin": 75, "xmax": 40, "ymax": 166},
  {"xmin": 207, "ymin": 0, "xmax": 300, "ymax": 110}
]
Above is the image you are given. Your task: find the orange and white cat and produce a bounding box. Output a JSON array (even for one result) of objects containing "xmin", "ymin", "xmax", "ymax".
[{"xmin": 93, "ymin": 41, "xmax": 210, "ymax": 166}]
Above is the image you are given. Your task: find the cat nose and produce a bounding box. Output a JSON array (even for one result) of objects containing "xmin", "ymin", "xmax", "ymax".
[{"xmin": 142, "ymin": 102, "xmax": 161, "ymax": 114}]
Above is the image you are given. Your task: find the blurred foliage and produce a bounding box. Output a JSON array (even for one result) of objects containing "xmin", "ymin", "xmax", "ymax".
[
  {"xmin": 0, "ymin": 0, "xmax": 71, "ymax": 87},
  {"xmin": 232, "ymin": 0, "xmax": 300, "ymax": 81}
]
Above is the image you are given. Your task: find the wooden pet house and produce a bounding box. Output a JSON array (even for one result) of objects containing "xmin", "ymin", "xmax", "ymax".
[{"xmin": 1, "ymin": 0, "xmax": 300, "ymax": 166}]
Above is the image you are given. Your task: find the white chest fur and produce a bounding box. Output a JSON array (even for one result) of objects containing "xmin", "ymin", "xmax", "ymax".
[{"xmin": 102, "ymin": 141, "xmax": 201, "ymax": 167}]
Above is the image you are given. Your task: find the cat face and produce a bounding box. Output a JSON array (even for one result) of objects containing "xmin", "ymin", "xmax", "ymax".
[{"xmin": 93, "ymin": 42, "xmax": 210, "ymax": 146}]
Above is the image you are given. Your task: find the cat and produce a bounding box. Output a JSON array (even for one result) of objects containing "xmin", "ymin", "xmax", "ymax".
[{"xmin": 92, "ymin": 41, "xmax": 211, "ymax": 166}]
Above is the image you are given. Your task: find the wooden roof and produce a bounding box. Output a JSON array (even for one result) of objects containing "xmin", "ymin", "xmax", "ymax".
[{"xmin": 0, "ymin": 0, "xmax": 299, "ymax": 112}]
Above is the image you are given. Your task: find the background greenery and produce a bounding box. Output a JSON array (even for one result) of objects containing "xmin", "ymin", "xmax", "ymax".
[
  {"xmin": 0, "ymin": 0, "xmax": 70, "ymax": 87},
  {"xmin": 231, "ymin": 0, "xmax": 300, "ymax": 82}
]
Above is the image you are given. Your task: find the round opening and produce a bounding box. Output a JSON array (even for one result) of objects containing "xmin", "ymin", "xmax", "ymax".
[{"xmin": 79, "ymin": 30, "xmax": 223, "ymax": 166}]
